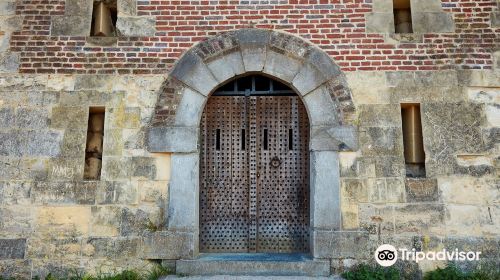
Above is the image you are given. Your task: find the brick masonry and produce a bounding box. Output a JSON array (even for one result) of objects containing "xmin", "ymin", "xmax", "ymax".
[
  {"xmin": 6, "ymin": 0, "xmax": 500, "ymax": 74},
  {"xmin": 0, "ymin": 0, "xmax": 499, "ymax": 278}
]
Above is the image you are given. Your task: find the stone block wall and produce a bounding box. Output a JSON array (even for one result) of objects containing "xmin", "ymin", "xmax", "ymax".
[{"xmin": 0, "ymin": 0, "xmax": 498, "ymax": 278}]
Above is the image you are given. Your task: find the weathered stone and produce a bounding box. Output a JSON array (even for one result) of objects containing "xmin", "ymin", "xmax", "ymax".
[
  {"xmin": 65, "ymin": 0, "xmax": 93, "ymax": 16},
  {"xmin": 91, "ymin": 206, "xmax": 122, "ymax": 237},
  {"xmin": 413, "ymin": 12, "xmax": 455, "ymax": 33},
  {"xmin": 0, "ymin": 181, "xmax": 31, "ymax": 205},
  {"xmin": 170, "ymin": 51, "xmax": 219, "ymax": 96},
  {"xmin": 26, "ymin": 237, "xmax": 82, "ymax": 259},
  {"xmin": 443, "ymin": 237, "xmax": 500, "ymax": 259},
  {"xmin": 445, "ymin": 204, "xmax": 482, "ymax": 236},
  {"xmin": 359, "ymin": 127, "xmax": 404, "ymax": 157},
  {"xmin": 96, "ymin": 182, "xmax": 137, "ymax": 205},
  {"xmin": 86, "ymin": 237, "xmax": 139, "ymax": 258},
  {"xmin": 292, "ymin": 62, "xmax": 326, "ymax": 95},
  {"xmin": 130, "ymin": 157, "xmax": 157, "ymax": 179},
  {"xmin": 176, "ymin": 257, "xmax": 330, "ymax": 277},
  {"xmin": 0, "ymin": 158, "xmax": 49, "ymax": 180},
  {"xmin": 51, "ymin": 16, "xmax": 91, "ymax": 36},
  {"xmin": 235, "ymin": 29, "xmax": 270, "ymax": 72},
  {"xmin": 0, "ymin": 260, "xmax": 31, "ymax": 279},
  {"xmin": 48, "ymin": 157, "xmax": 84, "ymax": 180},
  {"xmin": 310, "ymin": 125, "xmax": 358, "ymax": 151},
  {"xmin": 310, "ymin": 151, "xmax": 340, "ymax": 230},
  {"xmin": 174, "ymin": 87, "xmax": 206, "ymax": 127},
  {"xmin": 263, "ymin": 50, "xmax": 302, "ymax": 83},
  {"xmin": 167, "ymin": 153, "xmax": 198, "ymax": 231},
  {"xmin": 0, "ymin": 107, "xmax": 14, "ymax": 128},
  {"xmin": 358, "ymin": 204, "xmax": 394, "ymax": 235},
  {"xmin": 410, "ymin": 0, "xmax": 443, "ymax": 12},
  {"xmin": 102, "ymin": 129, "xmax": 123, "ymax": 156},
  {"xmin": 303, "ymin": 86, "xmax": 339, "ymax": 126},
  {"xmin": 36, "ymin": 206, "xmax": 92, "ymax": 238},
  {"xmin": 394, "ymin": 204, "xmax": 445, "ymax": 235},
  {"xmin": 120, "ymin": 206, "xmax": 161, "ymax": 236},
  {"xmin": 117, "ymin": 0, "xmax": 137, "ymax": 16},
  {"xmin": 141, "ymin": 231, "xmax": 194, "ymax": 259},
  {"xmin": 147, "ymin": 126, "xmax": 198, "ymax": 153},
  {"xmin": 0, "ymin": 75, "xmax": 47, "ymax": 90},
  {"xmin": 31, "ymin": 181, "xmax": 96, "ymax": 205},
  {"xmin": 359, "ymin": 104, "xmax": 401, "ymax": 127},
  {"xmin": 15, "ymin": 107, "xmax": 49, "ymax": 128},
  {"xmin": 341, "ymin": 179, "xmax": 368, "ymax": 203},
  {"xmin": 405, "ymin": 178, "xmax": 439, "ymax": 202},
  {"xmin": 101, "ymin": 156, "xmax": 131, "ymax": 180},
  {"xmin": 457, "ymin": 70, "xmax": 500, "ymax": 87},
  {"xmin": 338, "ymin": 151, "xmax": 360, "ymax": 177},
  {"xmin": 61, "ymin": 129, "xmax": 87, "ymax": 157},
  {"xmin": 116, "ymin": 16, "xmax": 156, "ymax": 36},
  {"xmin": 366, "ymin": 13, "xmax": 395, "ymax": 33},
  {"xmin": 269, "ymin": 30, "xmax": 310, "ymax": 59},
  {"xmin": 107, "ymin": 106, "xmax": 140, "ymax": 129},
  {"xmin": 50, "ymin": 106, "xmax": 88, "ymax": 129},
  {"xmin": 387, "ymin": 71, "xmax": 459, "ymax": 88},
  {"xmin": 439, "ymin": 177, "xmax": 498, "ymax": 205},
  {"xmin": 0, "ymin": 239, "xmax": 26, "ymax": 260},
  {"xmin": 0, "ymin": 206, "xmax": 32, "ymax": 237},
  {"xmin": 312, "ymin": 231, "xmax": 369, "ymax": 259},
  {"xmin": 422, "ymin": 103, "xmax": 486, "ymax": 176},
  {"xmin": 372, "ymin": 0, "xmax": 393, "ymax": 12},
  {"xmin": 206, "ymin": 50, "xmax": 245, "ymax": 83},
  {"xmin": 193, "ymin": 31, "xmax": 239, "ymax": 61},
  {"xmin": 138, "ymin": 180, "xmax": 168, "ymax": 203},
  {"xmin": 0, "ymin": 0, "xmax": 17, "ymax": 15},
  {"xmin": 0, "ymin": 130, "xmax": 63, "ymax": 157},
  {"xmin": 96, "ymin": 181, "xmax": 138, "ymax": 205},
  {"xmin": 0, "ymin": 52, "xmax": 19, "ymax": 73}
]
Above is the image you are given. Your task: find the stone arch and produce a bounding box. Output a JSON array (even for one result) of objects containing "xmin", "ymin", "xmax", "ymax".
[{"xmin": 146, "ymin": 28, "xmax": 358, "ymax": 258}]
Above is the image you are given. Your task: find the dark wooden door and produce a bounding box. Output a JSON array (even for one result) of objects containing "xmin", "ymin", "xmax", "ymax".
[{"xmin": 200, "ymin": 91, "xmax": 309, "ymax": 253}]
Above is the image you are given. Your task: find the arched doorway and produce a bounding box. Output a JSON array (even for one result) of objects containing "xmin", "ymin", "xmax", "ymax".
[
  {"xmin": 147, "ymin": 29, "xmax": 358, "ymax": 260},
  {"xmin": 199, "ymin": 75, "xmax": 310, "ymax": 253}
]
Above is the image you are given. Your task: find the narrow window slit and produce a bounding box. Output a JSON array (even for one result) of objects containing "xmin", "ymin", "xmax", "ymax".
[
  {"xmin": 401, "ymin": 103, "xmax": 426, "ymax": 178},
  {"xmin": 241, "ymin": 129, "xmax": 246, "ymax": 150},
  {"xmin": 393, "ymin": 0, "xmax": 413, "ymax": 33},
  {"xmin": 91, "ymin": 1, "xmax": 118, "ymax": 37},
  {"xmin": 288, "ymin": 129, "xmax": 293, "ymax": 150},
  {"xmin": 216, "ymin": 129, "xmax": 221, "ymax": 151},
  {"xmin": 84, "ymin": 107, "xmax": 105, "ymax": 180},
  {"xmin": 263, "ymin": 129, "xmax": 268, "ymax": 150}
]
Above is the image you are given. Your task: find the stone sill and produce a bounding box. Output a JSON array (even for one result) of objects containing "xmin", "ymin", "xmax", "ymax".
[
  {"xmin": 386, "ymin": 33, "xmax": 424, "ymax": 44},
  {"xmin": 86, "ymin": 36, "xmax": 119, "ymax": 46}
]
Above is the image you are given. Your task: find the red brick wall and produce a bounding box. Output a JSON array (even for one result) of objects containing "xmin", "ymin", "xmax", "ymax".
[{"xmin": 10, "ymin": 0, "xmax": 500, "ymax": 74}]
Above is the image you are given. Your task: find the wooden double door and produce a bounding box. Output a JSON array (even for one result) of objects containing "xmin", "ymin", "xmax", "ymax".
[{"xmin": 200, "ymin": 93, "xmax": 310, "ymax": 253}]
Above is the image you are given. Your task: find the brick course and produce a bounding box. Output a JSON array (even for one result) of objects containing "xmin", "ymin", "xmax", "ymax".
[{"xmin": 9, "ymin": 0, "xmax": 500, "ymax": 74}]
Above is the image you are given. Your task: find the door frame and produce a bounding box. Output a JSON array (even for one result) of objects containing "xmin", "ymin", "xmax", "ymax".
[{"xmin": 146, "ymin": 29, "xmax": 358, "ymax": 260}]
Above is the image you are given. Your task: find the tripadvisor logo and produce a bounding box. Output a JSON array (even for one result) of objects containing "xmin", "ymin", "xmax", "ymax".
[{"xmin": 375, "ymin": 244, "xmax": 482, "ymax": 267}]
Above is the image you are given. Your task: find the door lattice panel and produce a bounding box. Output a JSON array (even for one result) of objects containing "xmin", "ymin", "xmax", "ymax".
[{"xmin": 200, "ymin": 84, "xmax": 309, "ymax": 253}]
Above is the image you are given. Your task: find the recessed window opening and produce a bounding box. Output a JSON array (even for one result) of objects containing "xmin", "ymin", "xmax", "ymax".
[
  {"xmin": 393, "ymin": 0, "xmax": 413, "ymax": 33},
  {"xmin": 288, "ymin": 129, "xmax": 293, "ymax": 150},
  {"xmin": 91, "ymin": 1, "xmax": 117, "ymax": 37},
  {"xmin": 401, "ymin": 104, "xmax": 426, "ymax": 178},
  {"xmin": 216, "ymin": 129, "xmax": 221, "ymax": 151},
  {"xmin": 84, "ymin": 107, "xmax": 105, "ymax": 180}
]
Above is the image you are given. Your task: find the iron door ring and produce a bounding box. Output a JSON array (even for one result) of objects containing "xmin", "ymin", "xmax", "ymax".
[{"xmin": 270, "ymin": 156, "xmax": 281, "ymax": 168}]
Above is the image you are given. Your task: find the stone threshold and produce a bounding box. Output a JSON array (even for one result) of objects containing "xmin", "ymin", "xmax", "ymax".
[{"xmin": 176, "ymin": 253, "xmax": 330, "ymax": 276}]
